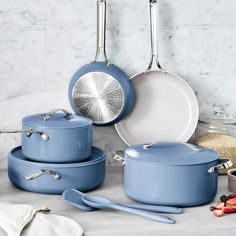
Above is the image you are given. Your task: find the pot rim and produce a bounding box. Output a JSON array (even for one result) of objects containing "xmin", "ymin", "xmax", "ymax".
[
  {"xmin": 22, "ymin": 123, "xmax": 93, "ymax": 130},
  {"xmin": 124, "ymin": 154, "xmax": 219, "ymax": 166},
  {"xmin": 228, "ymin": 168, "xmax": 236, "ymax": 178},
  {"xmin": 9, "ymin": 146, "xmax": 106, "ymax": 168},
  {"xmin": 22, "ymin": 113, "xmax": 93, "ymax": 130}
]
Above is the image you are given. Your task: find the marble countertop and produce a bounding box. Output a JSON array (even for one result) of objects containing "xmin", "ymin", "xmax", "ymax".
[{"xmin": 0, "ymin": 167, "xmax": 235, "ymax": 236}]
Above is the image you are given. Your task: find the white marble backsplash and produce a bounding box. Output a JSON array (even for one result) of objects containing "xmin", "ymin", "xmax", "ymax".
[{"xmin": 0, "ymin": 0, "xmax": 236, "ymax": 168}]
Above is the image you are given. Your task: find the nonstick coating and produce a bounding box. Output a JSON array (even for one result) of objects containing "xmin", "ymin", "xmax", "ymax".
[{"xmin": 115, "ymin": 69, "xmax": 199, "ymax": 146}]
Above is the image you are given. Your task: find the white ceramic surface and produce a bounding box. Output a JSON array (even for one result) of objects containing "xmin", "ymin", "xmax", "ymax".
[{"xmin": 115, "ymin": 70, "xmax": 199, "ymax": 145}]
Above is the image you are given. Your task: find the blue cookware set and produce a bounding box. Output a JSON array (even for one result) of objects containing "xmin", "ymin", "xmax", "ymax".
[
  {"xmin": 5, "ymin": 108, "xmax": 106, "ymax": 194},
  {"xmin": 2, "ymin": 0, "xmax": 234, "ymax": 224}
]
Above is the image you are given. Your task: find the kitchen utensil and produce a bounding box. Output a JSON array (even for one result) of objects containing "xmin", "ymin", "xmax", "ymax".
[
  {"xmin": 114, "ymin": 141, "xmax": 232, "ymax": 206},
  {"xmin": 228, "ymin": 169, "xmax": 236, "ymax": 192},
  {"xmin": 8, "ymin": 146, "xmax": 106, "ymax": 194},
  {"xmin": 196, "ymin": 104, "xmax": 236, "ymax": 174},
  {"xmin": 115, "ymin": 0, "xmax": 198, "ymax": 146},
  {"xmin": 62, "ymin": 188, "xmax": 183, "ymax": 213},
  {"xmin": 82, "ymin": 194, "xmax": 175, "ymax": 223},
  {"xmin": 68, "ymin": 0, "xmax": 134, "ymax": 126},
  {"xmin": 1, "ymin": 108, "xmax": 92, "ymax": 163}
]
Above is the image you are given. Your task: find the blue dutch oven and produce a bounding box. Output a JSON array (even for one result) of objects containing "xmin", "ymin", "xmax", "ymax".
[
  {"xmin": 8, "ymin": 146, "xmax": 106, "ymax": 194},
  {"xmin": 114, "ymin": 141, "xmax": 232, "ymax": 207},
  {"xmin": 1, "ymin": 108, "xmax": 92, "ymax": 163}
]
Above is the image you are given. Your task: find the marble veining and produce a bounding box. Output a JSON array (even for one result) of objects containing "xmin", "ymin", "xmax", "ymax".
[{"xmin": 0, "ymin": 0, "xmax": 236, "ymax": 167}]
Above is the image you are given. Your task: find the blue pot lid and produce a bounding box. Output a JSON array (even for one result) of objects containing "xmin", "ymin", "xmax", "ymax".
[
  {"xmin": 125, "ymin": 141, "xmax": 219, "ymax": 166},
  {"xmin": 22, "ymin": 112, "xmax": 92, "ymax": 129},
  {"xmin": 9, "ymin": 146, "xmax": 105, "ymax": 168}
]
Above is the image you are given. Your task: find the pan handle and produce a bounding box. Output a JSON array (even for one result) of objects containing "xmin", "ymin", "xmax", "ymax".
[
  {"xmin": 91, "ymin": 0, "xmax": 109, "ymax": 65},
  {"xmin": 42, "ymin": 108, "xmax": 72, "ymax": 121},
  {"xmin": 0, "ymin": 129, "xmax": 49, "ymax": 141},
  {"xmin": 147, "ymin": 0, "xmax": 162, "ymax": 71},
  {"xmin": 143, "ymin": 140, "xmax": 203, "ymax": 152},
  {"xmin": 24, "ymin": 170, "xmax": 61, "ymax": 180}
]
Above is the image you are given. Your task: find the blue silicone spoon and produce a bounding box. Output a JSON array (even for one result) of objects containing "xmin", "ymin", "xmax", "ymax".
[
  {"xmin": 62, "ymin": 188, "xmax": 183, "ymax": 214},
  {"xmin": 82, "ymin": 194, "xmax": 175, "ymax": 224}
]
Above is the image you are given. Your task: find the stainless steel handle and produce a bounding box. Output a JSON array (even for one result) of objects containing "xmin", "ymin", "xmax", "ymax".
[
  {"xmin": 91, "ymin": 0, "xmax": 109, "ymax": 64},
  {"xmin": 0, "ymin": 129, "xmax": 49, "ymax": 141},
  {"xmin": 113, "ymin": 149, "xmax": 125, "ymax": 165},
  {"xmin": 143, "ymin": 140, "xmax": 203, "ymax": 152},
  {"xmin": 147, "ymin": 0, "xmax": 162, "ymax": 70},
  {"xmin": 208, "ymin": 159, "xmax": 233, "ymax": 174},
  {"xmin": 24, "ymin": 170, "xmax": 61, "ymax": 180},
  {"xmin": 42, "ymin": 108, "xmax": 72, "ymax": 121}
]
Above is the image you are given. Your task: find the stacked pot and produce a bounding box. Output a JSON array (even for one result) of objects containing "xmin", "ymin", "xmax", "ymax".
[{"xmin": 6, "ymin": 108, "xmax": 106, "ymax": 194}]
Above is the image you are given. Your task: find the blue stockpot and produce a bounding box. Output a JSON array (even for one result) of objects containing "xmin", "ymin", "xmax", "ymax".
[
  {"xmin": 21, "ymin": 110, "xmax": 92, "ymax": 163},
  {"xmin": 120, "ymin": 142, "xmax": 231, "ymax": 207},
  {"xmin": 8, "ymin": 146, "xmax": 106, "ymax": 194},
  {"xmin": 68, "ymin": 62, "xmax": 134, "ymax": 126}
]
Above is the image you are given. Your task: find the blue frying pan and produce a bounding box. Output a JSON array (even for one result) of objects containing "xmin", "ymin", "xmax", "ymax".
[{"xmin": 68, "ymin": 0, "xmax": 134, "ymax": 126}]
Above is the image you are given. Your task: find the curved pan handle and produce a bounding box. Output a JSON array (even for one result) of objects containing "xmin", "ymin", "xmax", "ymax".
[
  {"xmin": 90, "ymin": 0, "xmax": 109, "ymax": 64},
  {"xmin": 42, "ymin": 108, "xmax": 72, "ymax": 121},
  {"xmin": 208, "ymin": 159, "xmax": 233, "ymax": 174},
  {"xmin": 143, "ymin": 140, "xmax": 203, "ymax": 152},
  {"xmin": 0, "ymin": 129, "xmax": 49, "ymax": 141},
  {"xmin": 24, "ymin": 170, "xmax": 61, "ymax": 180},
  {"xmin": 147, "ymin": 0, "xmax": 162, "ymax": 70}
]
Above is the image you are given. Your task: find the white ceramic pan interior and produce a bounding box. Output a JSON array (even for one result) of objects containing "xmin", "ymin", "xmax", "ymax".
[{"xmin": 115, "ymin": 0, "xmax": 199, "ymax": 146}]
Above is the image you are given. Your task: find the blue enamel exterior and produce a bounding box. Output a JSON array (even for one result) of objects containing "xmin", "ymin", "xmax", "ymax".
[
  {"xmin": 21, "ymin": 113, "xmax": 92, "ymax": 163},
  {"xmin": 124, "ymin": 159, "xmax": 218, "ymax": 206},
  {"xmin": 8, "ymin": 146, "xmax": 106, "ymax": 194},
  {"xmin": 68, "ymin": 62, "xmax": 134, "ymax": 126},
  {"xmin": 123, "ymin": 143, "xmax": 220, "ymax": 206}
]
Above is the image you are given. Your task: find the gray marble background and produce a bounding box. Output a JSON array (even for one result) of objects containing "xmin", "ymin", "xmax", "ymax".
[{"xmin": 0, "ymin": 0, "xmax": 236, "ymax": 168}]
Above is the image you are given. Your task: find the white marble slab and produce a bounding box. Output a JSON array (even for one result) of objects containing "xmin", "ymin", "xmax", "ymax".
[
  {"xmin": 186, "ymin": 75, "xmax": 236, "ymax": 114},
  {"xmin": 159, "ymin": 0, "xmax": 236, "ymax": 27},
  {"xmin": 0, "ymin": 26, "xmax": 45, "ymax": 76},
  {"xmin": 0, "ymin": 0, "xmax": 46, "ymax": 25},
  {"xmin": 189, "ymin": 27, "xmax": 236, "ymax": 75}
]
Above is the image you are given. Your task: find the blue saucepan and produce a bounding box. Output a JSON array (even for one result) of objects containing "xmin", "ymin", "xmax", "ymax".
[
  {"xmin": 0, "ymin": 108, "xmax": 92, "ymax": 163},
  {"xmin": 8, "ymin": 146, "xmax": 106, "ymax": 194},
  {"xmin": 68, "ymin": 0, "xmax": 134, "ymax": 126}
]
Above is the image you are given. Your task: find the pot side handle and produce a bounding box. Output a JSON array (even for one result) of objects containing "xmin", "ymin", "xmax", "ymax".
[
  {"xmin": 208, "ymin": 159, "xmax": 233, "ymax": 174},
  {"xmin": 42, "ymin": 108, "xmax": 72, "ymax": 121},
  {"xmin": 24, "ymin": 170, "xmax": 61, "ymax": 180},
  {"xmin": 143, "ymin": 140, "xmax": 203, "ymax": 152},
  {"xmin": 0, "ymin": 129, "xmax": 49, "ymax": 141},
  {"xmin": 113, "ymin": 150, "xmax": 125, "ymax": 165}
]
